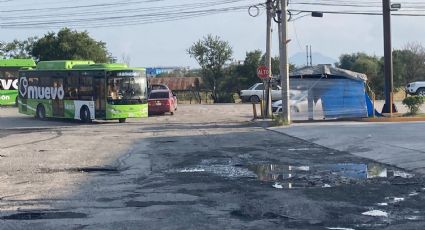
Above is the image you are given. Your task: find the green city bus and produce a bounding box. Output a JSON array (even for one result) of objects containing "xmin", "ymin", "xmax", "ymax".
[
  {"xmin": 18, "ymin": 60, "xmax": 148, "ymax": 123},
  {"xmin": 0, "ymin": 59, "xmax": 36, "ymax": 106}
]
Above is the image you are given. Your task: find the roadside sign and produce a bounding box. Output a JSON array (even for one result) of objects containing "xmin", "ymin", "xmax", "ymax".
[{"xmin": 257, "ymin": 66, "xmax": 270, "ymax": 79}]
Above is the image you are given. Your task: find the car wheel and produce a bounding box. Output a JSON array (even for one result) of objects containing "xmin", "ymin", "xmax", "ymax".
[
  {"xmin": 118, "ymin": 118, "xmax": 126, "ymax": 123},
  {"xmin": 250, "ymin": 95, "xmax": 260, "ymax": 103},
  {"xmin": 418, "ymin": 88, "xmax": 425, "ymax": 96},
  {"xmin": 80, "ymin": 106, "xmax": 92, "ymax": 123},
  {"xmin": 36, "ymin": 104, "xmax": 46, "ymax": 120}
]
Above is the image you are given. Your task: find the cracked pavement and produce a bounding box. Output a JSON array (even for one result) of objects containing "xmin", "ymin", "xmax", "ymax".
[{"xmin": 1, "ymin": 105, "xmax": 425, "ymax": 229}]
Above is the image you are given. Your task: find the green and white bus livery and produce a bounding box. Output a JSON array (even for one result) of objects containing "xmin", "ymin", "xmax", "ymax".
[
  {"xmin": 0, "ymin": 59, "xmax": 36, "ymax": 106},
  {"xmin": 18, "ymin": 60, "xmax": 148, "ymax": 123}
]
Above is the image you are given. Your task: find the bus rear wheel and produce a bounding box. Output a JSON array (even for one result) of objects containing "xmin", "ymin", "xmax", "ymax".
[
  {"xmin": 36, "ymin": 104, "xmax": 46, "ymax": 120},
  {"xmin": 80, "ymin": 106, "xmax": 92, "ymax": 123},
  {"xmin": 118, "ymin": 118, "xmax": 126, "ymax": 123}
]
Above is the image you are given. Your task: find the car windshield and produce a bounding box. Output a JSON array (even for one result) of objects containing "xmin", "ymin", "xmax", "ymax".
[
  {"xmin": 108, "ymin": 70, "xmax": 147, "ymax": 102},
  {"xmin": 291, "ymin": 92, "xmax": 307, "ymax": 101},
  {"xmin": 149, "ymin": 92, "xmax": 169, "ymax": 99},
  {"xmin": 248, "ymin": 83, "xmax": 262, "ymax": 90},
  {"xmin": 150, "ymin": 84, "xmax": 168, "ymax": 90}
]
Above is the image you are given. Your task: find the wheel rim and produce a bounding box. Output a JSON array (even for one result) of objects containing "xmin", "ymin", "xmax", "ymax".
[
  {"xmin": 251, "ymin": 96, "xmax": 259, "ymax": 103},
  {"xmin": 419, "ymin": 90, "xmax": 425, "ymax": 96},
  {"xmin": 81, "ymin": 108, "xmax": 90, "ymax": 121},
  {"xmin": 38, "ymin": 106, "xmax": 45, "ymax": 119}
]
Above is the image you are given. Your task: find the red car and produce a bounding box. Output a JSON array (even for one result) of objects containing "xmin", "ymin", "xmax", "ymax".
[{"xmin": 148, "ymin": 89, "xmax": 177, "ymax": 115}]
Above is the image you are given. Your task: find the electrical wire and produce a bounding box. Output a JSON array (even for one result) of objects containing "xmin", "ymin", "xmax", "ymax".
[{"xmin": 0, "ymin": 0, "xmax": 258, "ymax": 29}]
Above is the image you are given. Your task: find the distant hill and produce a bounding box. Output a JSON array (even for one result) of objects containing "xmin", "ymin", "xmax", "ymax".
[{"xmin": 289, "ymin": 52, "xmax": 337, "ymax": 67}]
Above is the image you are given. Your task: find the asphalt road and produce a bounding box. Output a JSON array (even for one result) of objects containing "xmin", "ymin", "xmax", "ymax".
[{"xmin": 1, "ymin": 105, "xmax": 425, "ymax": 229}]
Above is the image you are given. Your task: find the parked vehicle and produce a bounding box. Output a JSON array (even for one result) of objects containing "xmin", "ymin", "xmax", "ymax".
[
  {"xmin": 148, "ymin": 89, "xmax": 177, "ymax": 115},
  {"xmin": 240, "ymin": 83, "xmax": 283, "ymax": 103},
  {"xmin": 406, "ymin": 81, "xmax": 425, "ymax": 96},
  {"xmin": 272, "ymin": 93, "xmax": 322, "ymax": 114},
  {"xmin": 272, "ymin": 94, "xmax": 305, "ymax": 113}
]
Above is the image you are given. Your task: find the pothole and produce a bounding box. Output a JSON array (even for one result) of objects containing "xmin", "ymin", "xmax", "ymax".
[
  {"xmin": 247, "ymin": 163, "xmax": 415, "ymax": 188},
  {"xmin": 1, "ymin": 212, "xmax": 87, "ymax": 220},
  {"xmin": 38, "ymin": 167, "xmax": 119, "ymax": 174},
  {"xmin": 155, "ymin": 140, "xmax": 176, "ymax": 143},
  {"xmin": 172, "ymin": 160, "xmax": 416, "ymax": 189}
]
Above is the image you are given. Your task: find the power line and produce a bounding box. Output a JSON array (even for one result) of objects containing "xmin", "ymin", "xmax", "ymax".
[
  {"xmin": 0, "ymin": 0, "xmax": 257, "ymax": 29},
  {"xmin": 288, "ymin": 9, "xmax": 425, "ymax": 17}
]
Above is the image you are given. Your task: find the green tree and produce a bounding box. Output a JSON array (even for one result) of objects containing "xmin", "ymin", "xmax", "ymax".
[
  {"xmin": 187, "ymin": 34, "xmax": 233, "ymax": 102},
  {"xmin": 31, "ymin": 28, "xmax": 110, "ymax": 63},
  {"xmin": 336, "ymin": 53, "xmax": 384, "ymax": 98},
  {"xmin": 0, "ymin": 37, "xmax": 37, "ymax": 59},
  {"xmin": 402, "ymin": 96, "xmax": 425, "ymax": 115},
  {"xmin": 393, "ymin": 43, "xmax": 425, "ymax": 90},
  {"xmin": 260, "ymin": 55, "xmax": 281, "ymax": 76},
  {"xmin": 232, "ymin": 50, "xmax": 262, "ymax": 91},
  {"xmin": 223, "ymin": 50, "xmax": 297, "ymax": 96}
]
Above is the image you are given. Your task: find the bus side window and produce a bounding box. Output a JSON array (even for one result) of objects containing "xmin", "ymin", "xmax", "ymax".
[
  {"xmin": 79, "ymin": 76, "xmax": 93, "ymax": 100},
  {"xmin": 65, "ymin": 75, "xmax": 79, "ymax": 100}
]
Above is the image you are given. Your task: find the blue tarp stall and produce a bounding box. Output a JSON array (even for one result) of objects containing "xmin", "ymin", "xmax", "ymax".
[{"xmin": 289, "ymin": 65, "xmax": 376, "ymax": 120}]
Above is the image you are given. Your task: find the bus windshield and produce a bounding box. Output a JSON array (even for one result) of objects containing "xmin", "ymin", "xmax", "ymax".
[{"xmin": 108, "ymin": 70, "xmax": 147, "ymax": 102}]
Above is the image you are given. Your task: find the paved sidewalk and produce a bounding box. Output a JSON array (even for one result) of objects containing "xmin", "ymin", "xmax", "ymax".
[{"xmin": 271, "ymin": 121, "xmax": 425, "ymax": 174}]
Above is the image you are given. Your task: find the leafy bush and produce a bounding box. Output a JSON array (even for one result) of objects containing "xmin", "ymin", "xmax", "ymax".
[{"xmin": 402, "ymin": 96, "xmax": 425, "ymax": 115}]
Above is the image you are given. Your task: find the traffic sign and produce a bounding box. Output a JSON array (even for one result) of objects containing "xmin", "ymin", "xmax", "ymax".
[{"xmin": 257, "ymin": 66, "xmax": 270, "ymax": 79}]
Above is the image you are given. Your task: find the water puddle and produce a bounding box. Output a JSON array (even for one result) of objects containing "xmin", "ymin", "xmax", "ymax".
[
  {"xmin": 247, "ymin": 163, "xmax": 415, "ymax": 189},
  {"xmin": 362, "ymin": 210, "xmax": 388, "ymax": 217},
  {"xmin": 1, "ymin": 212, "xmax": 87, "ymax": 220},
  {"xmin": 171, "ymin": 165, "xmax": 255, "ymax": 178},
  {"xmin": 172, "ymin": 159, "xmax": 415, "ymax": 189},
  {"xmin": 170, "ymin": 159, "xmax": 256, "ymax": 178}
]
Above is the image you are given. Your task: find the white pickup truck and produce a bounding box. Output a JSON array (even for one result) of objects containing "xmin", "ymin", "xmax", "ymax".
[
  {"xmin": 406, "ymin": 81, "xmax": 425, "ymax": 96},
  {"xmin": 240, "ymin": 83, "xmax": 283, "ymax": 103}
]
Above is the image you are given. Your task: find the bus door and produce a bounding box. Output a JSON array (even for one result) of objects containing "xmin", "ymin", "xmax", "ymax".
[
  {"xmin": 94, "ymin": 78, "xmax": 106, "ymax": 117},
  {"xmin": 52, "ymin": 77, "xmax": 64, "ymax": 117}
]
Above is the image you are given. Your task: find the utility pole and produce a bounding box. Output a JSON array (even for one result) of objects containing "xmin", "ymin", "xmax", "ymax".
[
  {"xmin": 382, "ymin": 0, "xmax": 397, "ymax": 114},
  {"xmin": 306, "ymin": 45, "xmax": 309, "ymax": 66},
  {"xmin": 264, "ymin": 0, "xmax": 272, "ymax": 118},
  {"xmin": 306, "ymin": 45, "xmax": 312, "ymax": 66},
  {"xmin": 309, "ymin": 45, "xmax": 312, "ymax": 66},
  {"xmin": 278, "ymin": 0, "xmax": 290, "ymax": 124}
]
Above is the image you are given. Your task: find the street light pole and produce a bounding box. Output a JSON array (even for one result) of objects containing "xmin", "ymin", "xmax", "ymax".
[
  {"xmin": 382, "ymin": 0, "xmax": 397, "ymax": 114},
  {"xmin": 279, "ymin": 0, "xmax": 290, "ymax": 124}
]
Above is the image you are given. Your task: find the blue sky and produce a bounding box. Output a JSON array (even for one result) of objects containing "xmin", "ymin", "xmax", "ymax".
[{"xmin": 1, "ymin": 0, "xmax": 425, "ymax": 68}]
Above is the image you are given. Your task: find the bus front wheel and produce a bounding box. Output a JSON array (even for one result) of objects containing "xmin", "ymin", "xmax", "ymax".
[
  {"xmin": 80, "ymin": 106, "xmax": 92, "ymax": 123},
  {"xmin": 36, "ymin": 104, "xmax": 46, "ymax": 120}
]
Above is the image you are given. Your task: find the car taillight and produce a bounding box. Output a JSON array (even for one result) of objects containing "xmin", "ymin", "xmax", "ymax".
[{"xmin": 165, "ymin": 100, "xmax": 171, "ymax": 105}]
